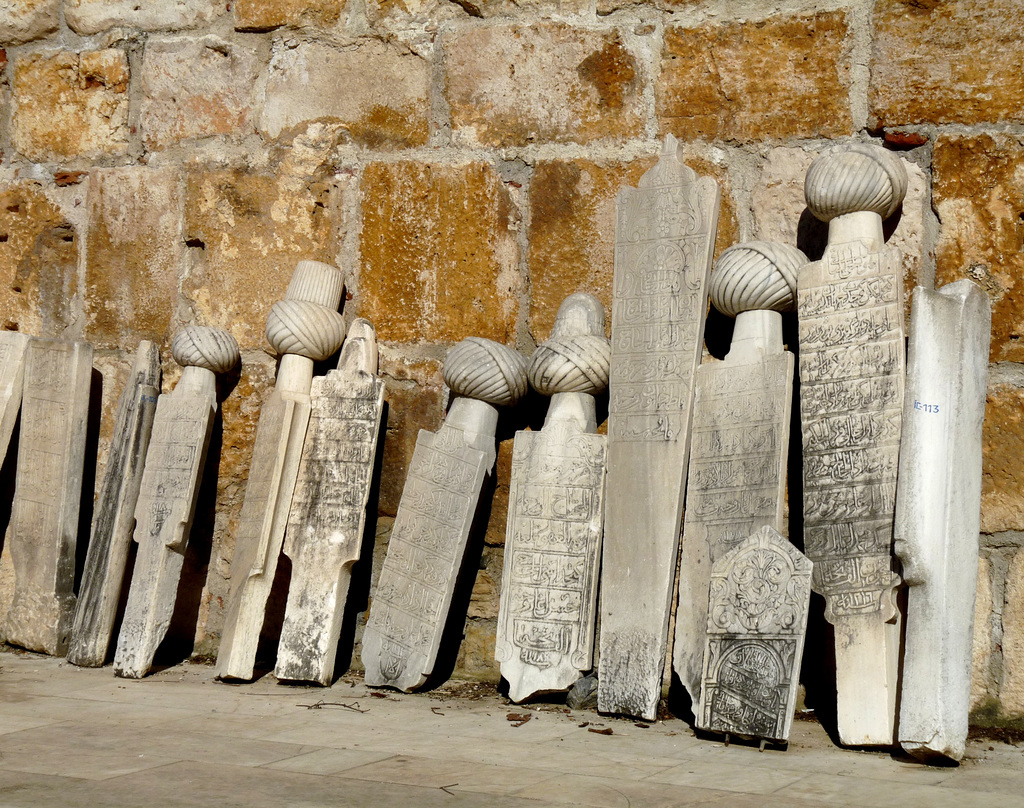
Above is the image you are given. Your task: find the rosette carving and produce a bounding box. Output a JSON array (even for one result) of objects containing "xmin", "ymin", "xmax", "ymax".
[
  {"xmin": 443, "ymin": 337, "xmax": 528, "ymax": 406},
  {"xmin": 529, "ymin": 293, "xmax": 611, "ymax": 396},
  {"xmin": 265, "ymin": 299, "xmax": 346, "ymax": 361},
  {"xmin": 171, "ymin": 326, "xmax": 240, "ymax": 373},
  {"xmin": 709, "ymin": 241, "xmax": 806, "ymax": 317},
  {"xmin": 805, "ymin": 144, "xmax": 908, "ymax": 222}
]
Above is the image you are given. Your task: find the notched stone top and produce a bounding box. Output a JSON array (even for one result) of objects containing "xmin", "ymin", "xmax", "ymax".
[
  {"xmin": 171, "ymin": 325, "xmax": 240, "ymax": 373},
  {"xmin": 528, "ymin": 292, "xmax": 611, "ymax": 396},
  {"xmin": 709, "ymin": 241, "xmax": 806, "ymax": 317},
  {"xmin": 805, "ymin": 143, "xmax": 908, "ymax": 222},
  {"xmin": 443, "ymin": 337, "xmax": 528, "ymax": 406}
]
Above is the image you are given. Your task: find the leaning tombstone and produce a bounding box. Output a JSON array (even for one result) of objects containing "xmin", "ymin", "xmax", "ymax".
[
  {"xmin": 0, "ymin": 331, "xmax": 30, "ymax": 462},
  {"xmin": 798, "ymin": 144, "xmax": 908, "ymax": 746},
  {"xmin": 275, "ymin": 318, "xmax": 385, "ymax": 686},
  {"xmin": 495, "ymin": 293, "xmax": 610, "ymax": 703},
  {"xmin": 68, "ymin": 341, "xmax": 161, "ymax": 667},
  {"xmin": 216, "ymin": 260, "xmax": 346, "ymax": 681},
  {"xmin": 599, "ymin": 135, "xmax": 721, "ymax": 720},
  {"xmin": 1, "ymin": 338, "xmax": 93, "ymax": 655},
  {"xmin": 894, "ymin": 280, "xmax": 991, "ymax": 762},
  {"xmin": 362, "ymin": 337, "xmax": 528, "ymax": 692},
  {"xmin": 673, "ymin": 242, "xmax": 803, "ymax": 705},
  {"xmin": 697, "ymin": 525, "xmax": 812, "ymax": 745},
  {"xmin": 113, "ymin": 327, "xmax": 238, "ymax": 678}
]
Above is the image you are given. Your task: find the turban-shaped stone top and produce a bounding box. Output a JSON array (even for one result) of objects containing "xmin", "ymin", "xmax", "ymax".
[
  {"xmin": 528, "ymin": 293, "xmax": 611, "ymax": 396},
  {"xmin": 709, "ymin": 242, "xmax": 806, "ymax": 317},
  {"xmin": 443, "ymin": 337, "xmax": 529, "ymax": 406},
  {"xmin": 171, "ymin": 325, "xmax": 240, "ymax": 373},
  {"xmin": 265, "ymin": 260, "xmax": 347, "ymax": 360},
  {"xmin": 805, "ymin": 143, "xmax": 908, "ymax": 222}
]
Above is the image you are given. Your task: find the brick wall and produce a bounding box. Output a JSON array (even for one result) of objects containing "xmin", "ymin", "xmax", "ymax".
[{"xmin": 0, "ymin": 0, "xmax": 1022, "ymax": 723}]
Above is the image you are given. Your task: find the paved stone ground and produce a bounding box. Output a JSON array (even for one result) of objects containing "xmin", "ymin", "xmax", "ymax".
[{"xmin": 1, "ymin": 649, "xmax": 1023, "ymax": 807}]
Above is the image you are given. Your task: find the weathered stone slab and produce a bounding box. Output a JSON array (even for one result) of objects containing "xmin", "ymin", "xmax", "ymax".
[
  {"xmin": 496, "ymin": 293, "xmax": 610, "ymax": 703},
  {"xmin": 216, "ymin": 261, "xmax": 346, "ymax": 682},
  {"xmin": 113, "ymin": 328, "xmax": 238, "ymax": 678},
  {"xmin": 275, "ymin": 319, "xmax": 385, "ymax": 685},
  {"xmin": 68, "ymin": 341, "xmax": 161, "ymax": 667},
  {"xmin": 697, "ymin": 526, "xmax": 812, "ymax": 743},
  {"xmin": 0, "ymin": 332, "xmax": 31, "ymax": 464},
  {"xmin": 798, "ymin": 144, "xmax": 908, "ymax": 746},
  {"xmin": 895, "ymin": 280, "xmax": 991, "ymax": 762},
  {"xmin": 599, "ymin": 135, "xmax": 720, "ymax": 721},
  {"xmin": 362, "ymin": 337, "xmax": 527, "ymax": 692},
  {"xmin": 2, "ymin": 339, "xmax": 93, "ymax": 655},
  {"xmin": 673, "ymin": 242, "xmax": 803, "ymax": 704}
]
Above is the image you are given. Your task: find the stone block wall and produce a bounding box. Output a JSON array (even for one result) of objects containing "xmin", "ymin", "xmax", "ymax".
[{"xmin": 0, "ymin": 0, "xmax": 1022, "ymax": 723}]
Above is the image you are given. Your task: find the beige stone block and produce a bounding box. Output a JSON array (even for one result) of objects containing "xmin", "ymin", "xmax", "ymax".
[
  {"xmin": 980, "ymin": 384, "xmax": 1024, "ymax": 534},
  {"xmin": 235, "ymin": 0, "xmax": 343, "ymax": 29},
  {"xmin": 0, "ymin": 0, "xmax": 57, "ymax": 45},
  {"xmin": 444, "ymin": 22, "xmax": 644, "ymax": 148},
  {"xmin": 971, "ymin": 554, "xmax": 993, "ymax": 712},
  {"xmin": 13, "ymin": 50, "xmax": 129, "ymax": 161},
  {"xmin": 65, "ymin": 0, "xmax": 224, "ymax": 35},
  {"xmin": 1001, "ymin": 549, "xmax": 1024, "ymax": 715},
  {"xmin": 454, "ymin": 618, "xmax": 498, "ymax": 681}
]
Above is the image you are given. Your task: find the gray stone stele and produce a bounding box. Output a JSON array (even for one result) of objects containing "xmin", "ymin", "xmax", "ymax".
[{"xmin": 0, "ymin": 331, "xmax": 30, "ymax": 463}]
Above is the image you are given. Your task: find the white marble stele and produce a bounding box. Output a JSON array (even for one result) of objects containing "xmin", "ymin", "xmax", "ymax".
[
  {"xmin": 894, "ymin": 280, "xmax": 991, "ymax": 762},
  {"xmin": 113, "ymin": 327, "xmax": 239, "ymax": 678},
  {"xmin": 275, "ymin": 318, "xmax": 385, "ymax": 686},
  {"xmin": 798, "ymin": 144, "xmax": 908, "ymax": 746},
  {"xmin": 599, "ymin": 134, "xmax": 721, "ymax": 720},
  {"xmin": 362, "ymin": 337, "xmax": 528, "ymax": 692},
  {"xmin": 0, "ymin": 331, "xmax": 30, "ymax": 462},
  {"xmin": 2, "ymin": 338, "xmax": 93, "ymax": 655},
  {"xmin": 217, "ymin": 260, "xmax": 346, "ymax": 682},
  {"xmin": 68, "ymin": 341, "xmax": 161, "ymax": 667},
  {"xmin": 495, "ymin": 293, "xmax": 611, "ymax": 703},
  {"xmin": 673, "ymin": 242, "xmax": 803, "ymax": 706}
]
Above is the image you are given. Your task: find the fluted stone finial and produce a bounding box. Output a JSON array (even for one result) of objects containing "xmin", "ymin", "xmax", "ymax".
[
  {"xmin": 529, "ymin": 293, "xmax": 611, "ymax": 396},
  {"xmin": 805, "ymin": 144, "xmax": 908, "ymax": 223},
  {"xmin": 285, "ymin": 260, "xmax": 346, "ymax": 309},
  {"xmin": 172, "ymin": 326, "xmax": 240, "ymax": 373},
  {"xmin": 443, "ymin": 337, "xmax": 528, "ymax": 406},
  {"xmin": 709, "ymin": 242, "xmax": 806, "ymax": 318}
]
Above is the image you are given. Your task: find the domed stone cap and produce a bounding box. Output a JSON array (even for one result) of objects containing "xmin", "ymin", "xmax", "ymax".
[
  {"xmin": 266, "ymin": 299, "xmax": 346, "ymax": 360},
  {"xmin": 805, "ymin": 144, "xmax": 908, "ymax": 223},
  {"xmin": 443, "ymin": 337, "xmax": 528, "ymax": 406},
  {"xmin": 529, "ymin": 293, "xmax": 611, "ymax": 396},
  {"xmin": 171, "ymin": 326, "xmax": 240, "ymax": 373},
  {"xmin": 709, "ymin": 241, "xmax": 806, "ymax": 317}
]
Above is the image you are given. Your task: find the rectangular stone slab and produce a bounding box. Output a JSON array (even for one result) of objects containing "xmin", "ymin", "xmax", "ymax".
[
  {"xmin": 0, "ymin": 331, "xmax": 30, "ymax": 463},
  {"xmin": 2, "ymin": 339, "xmax": 93, "ymax": 655},
  {"xmin": 895, "ymin": 281, "xmax": 991, "ymax": 762},
  {"xmin": 598, "ymin": 135, "xmax": 720, "ymax": 720},
  {"xmin": 68, "ymin": 341, "xmax": 161, "ymax": 667}
]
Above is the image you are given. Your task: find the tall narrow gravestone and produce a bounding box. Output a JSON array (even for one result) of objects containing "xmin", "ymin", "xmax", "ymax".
[
  {"xmin": 895, "ymin": 280, "xmax": 991, "ymax": 762},
  {"xmin": 362, "ymin": 337, "xmax": 528, "ymax": 692},
  {"xmin": 0, "ymin": 331, "xmax": 30, "ymax": 462},
  {"xmin": 673, "ymin": 242, "xmax": 803, "ymax": 704},
  {"xmin": 495, "ymin": 293, "xmax": 611, "ymax": 703},
  {"xmin": 798, "ymin": 144, "xmax": 908, "ymax": 746},
  {"xmin": 275, "ymin": 318, "xmax": 385, "ymax": 685},
  {"xmin": 68, "ymin": 341, "xmax": 161, "ymax": 667},
  {"xmin": 697, "ymin": 525, "xmax": 812, "ymax": 744},
  {"xmin": 217, "ymin": 260, "xmax": 346, "ymax": 681},
  {"xmin": 599, "ymin": 135, "xmax": 720, "ymax": 720},
  {"xmin": 2, "ymin": 339, "xmax": 93, "ymax": 655},
  {"xmin": 113, "ymin": 328, "xmax": 238, "ymax": 678}
]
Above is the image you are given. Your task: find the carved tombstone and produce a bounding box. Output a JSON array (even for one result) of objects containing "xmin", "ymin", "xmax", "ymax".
[
  {"xmin": 68, "ymin": 341, "xmax": 161, "ymax": 667},
  {"xmin": 599, "ymin": 135, "xmax": 721, "ymax": 720},
  {"xmin": 113, "ymin": 328, "xmax": 239, "ymax": 678},
  {"xmin": 894, "ymin": 281, "xmax": 991, "ymax": 762},
  {"xmin": 697, "ymin": 526, "xmax": 812, "ymax": 744},
  {"xmin": 798, "ymin": 144, "xmax": 908, "ymax": 746},
  {"xmin": 275, "ymin": 318, "xmax": 385, "ymax": 685},
  {"xmin": 496, "ymin": 293, "xmax": 611, "ymax": 702},
  {"xmin": 362, "ymin": 337, "xmax": 528, "ymax": 692},
  {"xmin": 216, "ymin": 260, "xmax": 346, "ymax": 681},
  {"xmin": 674, "ymin": 242, "xmax": 804, "ymax": 704},
  {"xmin": 2, "ymin": 339, "xmax": 93, "ymax": 655},
  {"xmin": 0, "ymin": 331, "xmax": 30, "ymax": 462}
]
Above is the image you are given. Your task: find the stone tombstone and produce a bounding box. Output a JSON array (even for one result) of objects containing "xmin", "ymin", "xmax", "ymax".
[
  {"xmin": 673, "ymin": 242, "xmax": 804, "ymax": 705},
  {"xmin": 697, "ymin": 525, "xmax": 812, "ymax": 744},
  {"xmin": 217, "ymin": 260, "xmax": 346, "ymax": 682},
  {"xmin": 0, "ymin": 331, "xmax": 30, "ymax": 463},
  {"xmin": 113, "ymin": 328, "xmax": 239, "ymax": 678},
  {"xmin": 798, "ymin": 143, "xmax": 908, "ymax": 746},
  {"xmin": 894, "ymin": 281, "xmax": 991, "ymax": 763},
  {"xmin": 599, "ymin": 134, "xmax": 721, "ymax": 720},
  {"xmin": 275, "ymin": 318, "xmax": 385, "ymax": 686},
  {"xmin": 362, "ymin": 337, "xmax": 528, "ymax": 692},
  {"xmin": 2, "ymin": 339, "xmax": 93, "ymax": 655},
  {"xmin": 68, "ymin": 341, "xmax": 161, "ymax": 667},
  {"xmin": 495, "ymin": 293, "xmax": 611, "ymax": 703}
]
